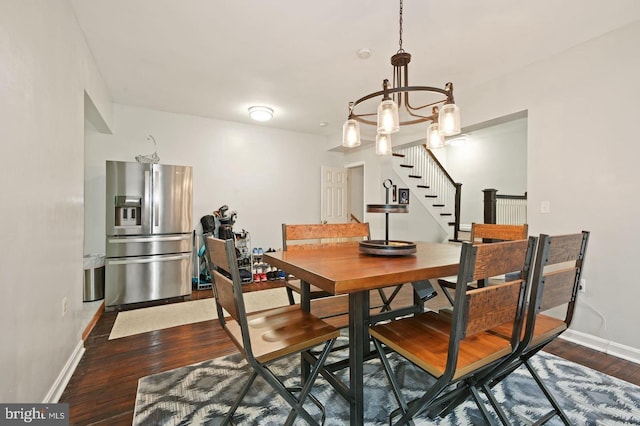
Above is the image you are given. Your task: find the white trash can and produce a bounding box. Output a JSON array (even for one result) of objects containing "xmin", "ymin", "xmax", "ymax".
[{"xmin": 83, "ymin": 254, "xmax": 105, "ymax": 302}]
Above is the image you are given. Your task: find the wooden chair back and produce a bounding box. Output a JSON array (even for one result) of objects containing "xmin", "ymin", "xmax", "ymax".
[
  {"xmin": 205, "ymin": 236, "xmax": 244, "ymax": 325},
  {"xmin": 522, "ymin": 231, "xmax": 589, "ymax": 348},
  {"xmin": 470, "ymin": 223, "xmax": 528, "ymax": 244},
  {"xmin": 282, "ymin": 222, "xmax": 370, "ymax": 251},
  {"xmin": 468, "ymin": 231, "xmax": 590, "ymax": 425},
  {"xmin": 453, "ymin": 238, "xmax": 537, "ymax": 345}
]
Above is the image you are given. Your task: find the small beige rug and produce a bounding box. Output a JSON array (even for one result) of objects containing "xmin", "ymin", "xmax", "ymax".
[{"xmin": 109, "ymin": 287, "xmax": 293, "ymax": 340}]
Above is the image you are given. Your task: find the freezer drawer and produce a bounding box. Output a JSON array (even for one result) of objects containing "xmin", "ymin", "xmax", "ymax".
[
  {"xmin": 106, "ymin": 234, "xmax": 192, "ymax": 258},
  {"xmin": 105, "ymin": 252, "xmax": 191, "ymax": 307}
]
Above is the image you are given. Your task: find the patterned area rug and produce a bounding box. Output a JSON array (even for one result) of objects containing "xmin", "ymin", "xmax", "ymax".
[{"xmin": 133, "ymin": 339, "xmax": 640, "ymax": 425}]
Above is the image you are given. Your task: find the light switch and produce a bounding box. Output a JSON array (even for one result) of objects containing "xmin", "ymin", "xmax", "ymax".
[{"xmin": 540, "ymin": 201, "xmax": 550, "ymax": 214}]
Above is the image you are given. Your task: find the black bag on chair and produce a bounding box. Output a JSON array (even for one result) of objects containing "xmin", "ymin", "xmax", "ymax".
[{"xmin": 200, "ymin": 215, "xmax": 216, "ymax": 235}]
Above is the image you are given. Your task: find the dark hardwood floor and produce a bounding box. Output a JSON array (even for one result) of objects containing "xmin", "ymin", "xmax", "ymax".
[{"xmin": 60, "ymin": 286, "xmax": 640, "ymax": 425}]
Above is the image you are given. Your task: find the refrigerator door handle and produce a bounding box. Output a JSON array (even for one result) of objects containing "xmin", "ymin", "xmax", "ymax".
[
  {"xmin": 107, "ymin": 235, "xmax": 191, "ymax": 244},
  {"xmin": 153, "ymin": 169, "xmax": 160, "ymax": 231},
  {"xmin": 108, "ymin": 253, "xmax": 191, "ymax": 265},
  {"xmin": 144, "ymin": 169, "xmax": 152, "ymax": 233}
]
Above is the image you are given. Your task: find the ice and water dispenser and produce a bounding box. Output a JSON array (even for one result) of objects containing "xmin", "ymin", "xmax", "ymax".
[{"xmin": 114, "ymin": 196, "xmax": 141, "ymax": 227}]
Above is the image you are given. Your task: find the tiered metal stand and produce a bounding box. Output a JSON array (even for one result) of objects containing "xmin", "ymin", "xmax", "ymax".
[{"xmin": 359, "ymin": 179, "xmax": 417, "ymax": 256}]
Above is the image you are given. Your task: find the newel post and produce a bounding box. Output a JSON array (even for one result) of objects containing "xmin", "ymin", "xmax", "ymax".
[{"xmin": 483, "ymin": 188, "xmax": 497, "ymax": 224}]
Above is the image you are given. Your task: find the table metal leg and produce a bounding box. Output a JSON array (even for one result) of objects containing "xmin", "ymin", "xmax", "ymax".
[
  {"xmin": 349, "ymin": 291, "xmax": 369, "ymax": 426},
  {"xmin": 300, "ymin": 280, "xmax": 311, "ymax": 312},
  {"xmin": 301, "ymin": 280, "xmax": 311, "ymax": 381}
]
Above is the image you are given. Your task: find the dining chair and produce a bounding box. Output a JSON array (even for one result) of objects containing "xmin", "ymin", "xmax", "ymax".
[
  {"xmin": 474, "ymin": 231, "xmax": 590, "ymax": 425},
  {"xmin": 205, "ymin": 236, "xmax": 340, "ymax": 426},
  {"xmin": 282, "ymin": 222, "xmax": 411, "ymax": 317},
  {"xmin": 282, "ymin": 223, "xmax": 371, "ymax": 304},
  {"xmin": 439, "ymin": 222, "xmax": 529, "ymax": 304},
  {"xmin": 369, "ymin": 237, "xmax": 537, "ymax": 425}
]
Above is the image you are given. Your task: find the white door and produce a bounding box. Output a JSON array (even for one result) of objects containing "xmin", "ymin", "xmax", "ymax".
[{"xmin": 321, "ymin": 166, "xmax": 349, "ymax": 223}]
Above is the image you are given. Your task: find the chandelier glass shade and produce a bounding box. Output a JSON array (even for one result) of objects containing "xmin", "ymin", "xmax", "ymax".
[
  {"xmin": 342, "ymin": 0, "xmax": 461, "ymax": 153},
  {"xmin": 342, "ymin": 117, "xmax": 361, "ymax": 148},
  {"xmin": 377, "ymin": 98, "xmax": 400, "ymax": 134},
  {"xmin": 426, "ymin": 121, "xmax": 444, "ymax": 149},
  {"xmin": 375, "ymin": 133, "xmax": 392, "ymax": 155}
]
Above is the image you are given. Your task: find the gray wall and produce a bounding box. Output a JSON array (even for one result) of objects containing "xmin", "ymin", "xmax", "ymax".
[
  {"xmin": 461, "ymin": 21, "xmax": 640, "ymax": 356},
  {"xmin": 443, "ymin": 117, "xmax": 528, "ymax": 226},
  {"xmin": 84, "ymin": 105, "xmax": 344, "ymax": 254},
  {"xmin": 0, "ymin": 0, "xmax": 112, "ymax": 402},
  {"xmin": 344, "ymin": 21, "xmax": 640, "ymax": 359}
]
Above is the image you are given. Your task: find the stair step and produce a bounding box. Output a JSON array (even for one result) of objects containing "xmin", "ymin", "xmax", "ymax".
[
  {"xmin": 408, "ymin": 174, "xmax": 422, "ymax": 179},
  {"xmin": 425, "ymin": 194, "xmax": 437, "ymax": 198},
  {"xmin": 417, "ymin": 185, "xmax": 429, "ymax": 189},
  {"xmin": 400, "ymin": 164, "xmax": 414, "ymax": 169},
  {"xmin": 392, "ymin": 153, "xmax": 405, "ymax": 158},
  {"xmin": 433, "ymin": 204, "xmax": 445, "ymax": 207}
]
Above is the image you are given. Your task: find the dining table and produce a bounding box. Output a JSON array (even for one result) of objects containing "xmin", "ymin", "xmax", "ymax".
[{"xmin": 263, "ymin": 240, "xmax": 461, "ymax": 425}]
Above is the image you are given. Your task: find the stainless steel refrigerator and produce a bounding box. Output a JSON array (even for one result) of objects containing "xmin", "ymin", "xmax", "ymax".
[{"xmin": 105, "ymin": 160, "xmax": 193, "ymax": 309}]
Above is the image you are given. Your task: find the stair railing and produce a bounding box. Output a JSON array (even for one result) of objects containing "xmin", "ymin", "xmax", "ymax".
[
  {"xmin": 394, "ymin": 145, "xmax": 462, "ymax": 241},
  {"xmin": 422, "ymin": 145, "xmax": 462, "ymax": 241},
  {"xmin": 483, "ymin": 189, "xmax": 527, "ymax": 225}
]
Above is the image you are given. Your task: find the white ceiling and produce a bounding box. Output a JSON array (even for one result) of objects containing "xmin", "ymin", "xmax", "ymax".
[{"xmin": 71, "ymin": 0, "xmax": 640, "ymax": 141}]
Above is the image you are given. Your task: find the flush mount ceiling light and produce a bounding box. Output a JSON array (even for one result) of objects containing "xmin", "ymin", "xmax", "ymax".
[
  {"xmin": 446, "ymin": 134, "xmax": 469, "ymax": 146},
  {"xmin": 342, "ymin": 0, "xmax": 461, "ymax": 154},
  {"xmin": 248, "ymin": 106, "xmax": 273, "ymax": 122}
]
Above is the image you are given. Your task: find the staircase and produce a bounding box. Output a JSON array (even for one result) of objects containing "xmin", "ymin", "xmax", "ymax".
[{"xmin": 392, "ymin": 145, "xmax": 461, "ymax": 241}]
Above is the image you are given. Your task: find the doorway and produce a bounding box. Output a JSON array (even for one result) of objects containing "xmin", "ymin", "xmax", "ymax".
[
  {"xmin": 320, "ymin": 163, "xmax": 365, "ymax": 224},
  {"xmin": 347, "ymin": 164, "xmax": 364, "ymax": 223}
]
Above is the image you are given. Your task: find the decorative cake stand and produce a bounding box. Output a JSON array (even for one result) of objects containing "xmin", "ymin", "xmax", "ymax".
[{"xmin": 359, "ymin": 179, "xmax": 417, "ymax": 256}]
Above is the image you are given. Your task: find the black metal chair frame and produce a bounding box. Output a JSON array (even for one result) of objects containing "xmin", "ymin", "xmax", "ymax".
[
  {"xmin": 469, "ymin": 231, "xmax": 590, "ymax": 426},
  {"xmin": 371, "ymin": 238, "xmax": 537, "ymax": 425},
  {"xmin": 207, "ymin": 236, "xmax": 339, "ymax": 426}
]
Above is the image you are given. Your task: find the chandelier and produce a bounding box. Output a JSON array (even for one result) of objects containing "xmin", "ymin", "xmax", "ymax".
[{"xmin": 342, "ymin": 0, "xmax": 461, "ymax": 154}]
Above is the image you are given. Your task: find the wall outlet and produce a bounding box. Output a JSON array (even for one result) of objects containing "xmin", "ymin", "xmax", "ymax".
[
  {"xmin": 579, "ymin": 278, "xmax": 586, "ymax": 293},
  {"xmin": 62, "ymin": 296, "xmax": 68, "ymax": 317}
]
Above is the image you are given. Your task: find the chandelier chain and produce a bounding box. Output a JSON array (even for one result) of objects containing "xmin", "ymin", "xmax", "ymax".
[{"xmin": 398, "ymin": 0, "xmax": 404, "ymax": 53}]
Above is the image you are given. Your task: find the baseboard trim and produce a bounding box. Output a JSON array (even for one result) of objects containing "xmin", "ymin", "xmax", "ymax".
[
  {"xmin": 43, "ymin": 340, "xmax": 85, "ymax": 403},
  {"xmin": 82, "ymin": 301, "xmax": 104, "ymax": 341},
  {"xmin": 561, "ymin": 329, "xmax": 640, "ymax": 365}
]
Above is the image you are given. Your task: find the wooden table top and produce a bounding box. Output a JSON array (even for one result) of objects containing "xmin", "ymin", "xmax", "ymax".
[{"xmin": 264, "ymin": 241, "xmax": 461, "ymax": 295}]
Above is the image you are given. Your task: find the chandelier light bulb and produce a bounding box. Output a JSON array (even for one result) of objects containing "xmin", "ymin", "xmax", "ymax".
[
  {"xmin": 375, "ymin": 133, "xmax": 392, "ymax": 155},
  {"xmin": 438, "ymin": 103, "xmax": 461, "ymax": 136},
  {"xmin": 377, "ymin": 99, "xmax": 400, "ymax": 134},
  {"xmin": 426, "ymin": 122, "xmax": 444, "ymax": 149},
  {"xmin": 342, "ymin": 119, "xmax": 361, "ymax": 147}
]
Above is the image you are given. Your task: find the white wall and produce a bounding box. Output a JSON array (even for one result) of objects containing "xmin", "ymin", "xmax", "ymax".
[
  {"xmin": 460, "ymin": 21, "xmax": 640, "ymax": 353},
  {"xmin": 0, "ymin": 0, "xmax": 112, "ymax": 402},
  {"xmin": 343, "ymin": 21, "xmax": 640, "ymax": 356},
  {"xmin": 443, "ymin": 118, "xmax": 528, "ymax": 225},
  {"xmin": 84, "ymin": 104, "xmax": 344, "ymax": 254}
]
